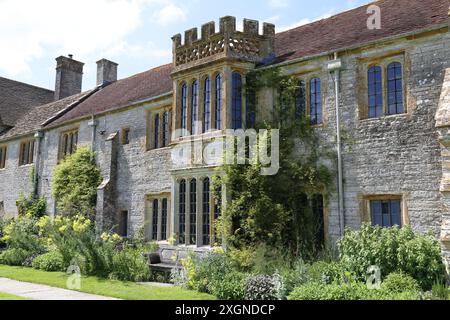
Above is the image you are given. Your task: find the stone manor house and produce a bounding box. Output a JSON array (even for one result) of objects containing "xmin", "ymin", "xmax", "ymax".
[{"xmin": 1, "ymin": 0, "xmax": 450, "ymax": 263}]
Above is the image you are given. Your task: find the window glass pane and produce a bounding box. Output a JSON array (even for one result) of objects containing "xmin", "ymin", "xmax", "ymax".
[
  {"xmin": 368, "ymin": 66, "xmax": 383, "ymax": 118},
  {"xmin": 215, "ymin": 74, "xmax": 223, "ymax": 130},
  {"xmin": 310, "ymin": 78, "xmax": 322, "ymax": 125},
  {"xmin": 390, "ymin": 200, "xmax": 402, "ymax": 226},
  {"xmin": 161, "ymin": 199, "xmax": 168, "ymax": 241},
  {"xmin": 191, "ymin": 81, "xmax": 199, "ymax": 135},
  {"xmin": 152, "ymin": 200, "xmax": 158, "ymax": 241},
  {"xmin": 371, "ymin": 199, "xmax": 402, "ymax": 228},
  {"xmin": 189, "ymin": 179, "xmax": 197, "ymax": 245},
  {"xmin": 232, "ymin": 73, "xmax": 242, "ymax": 129},
  {"xmin": 203, "ymin": 178, "xmax": 210, "ymax": 246},
  {"xmin": 296, "ymin": 80, "xmax": 306, "ymax": 118},
  {"xmin": 387, "ymin": 62, "xmax": 403, "ymax": 115},
  {"xmin": 371, "ymin": 200, "xmax": 382, "ymax": 226},
  {"xmin": 181, "ymin": 84, "xmax": 188, "ymax": 134},
  {"xmin": 203, "ymin": 77, "xmax": 211, "ymax": 133},
  {"xmin": 154, "ymin": 114, "xmax": 160, "ymax": 149},
  {"xmin": 179, "ymin": 180, "xmax": 186, "ymax": 244}
]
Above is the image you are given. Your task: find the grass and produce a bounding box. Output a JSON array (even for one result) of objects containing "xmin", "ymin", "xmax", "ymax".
[
  {"xmin": 0, "ymin": 292, "xmax": 27, "ymax": 300},
  {"xmin": 0, "ymin": 265, "xmax": 214, "ymax": 300}
]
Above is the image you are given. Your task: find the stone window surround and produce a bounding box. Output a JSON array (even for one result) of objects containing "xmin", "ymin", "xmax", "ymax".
[
  {"xmin": 174, "ymin": 67, "xmax": 247, "ymax": 141},
  {"xmin": 358, "ymin": 52, "xmax": 407, "ymax": 120},
  {"xmin": 145, "ymin": 192, "xmax": 172, "ymax": 243},
  {"xmin": 173, "ymin": 175, "xmax": 223, "ymax": 247},
  {"xmin": 0, "ymin": 144, "xmax": 7, "ymax": 169},
  {"xmin": 359, "ymin": 194, "xmax": 410, "ymax": 227},
  {"xmin": 146, "ymin": 106, "xmax": 172, "ymax": 151},
  {"xmin": 18, "ymin": 138, "xmax": 35, "ymax": 167},
  {"xmin": 57, "ymin": 127, "xmax": 79, "ymax": 161}
]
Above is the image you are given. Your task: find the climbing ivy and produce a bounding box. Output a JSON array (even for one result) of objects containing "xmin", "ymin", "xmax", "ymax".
[
  {"xmin": 216, "ymin": 67, "xmax": 336, "ymax": 259},
  {"xmin": 52, "ymin": 147, "xmax": 102, "ymax": 218}
]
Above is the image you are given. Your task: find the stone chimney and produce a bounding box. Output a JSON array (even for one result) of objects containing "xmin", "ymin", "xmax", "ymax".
[
  {"xmin": 54, "ymin": 55, "xmax": 84, "ymax": 100},
  {"xmin": 96, "ymin": 59, "xmax": 118, "ymax": 86}
]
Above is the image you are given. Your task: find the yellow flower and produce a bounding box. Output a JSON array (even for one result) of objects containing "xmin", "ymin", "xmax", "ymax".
[
  {"xmin": 36, "ymin": 216, "xmax": 50, "ymax": 230},
  {"xmin": 212, "ymin": 246, "xmax": 225, "ymax": 255},
  {"xmin": 58, "ymin": 225, "xmax": 68, "ymax": 233},
  {"xmin": 101, "ymin": 232, "xmax": 110, "ymax": 242},
  {"xmin": 111, "ymin": 234, "xmax": 122, "ymax": 242}
]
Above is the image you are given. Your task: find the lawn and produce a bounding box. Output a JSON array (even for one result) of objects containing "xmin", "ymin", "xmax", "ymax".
[
  {"xmin": 0, "ymin": 292, "xmax": 27, "ymax": 300},
  {"xmin": 0, "ymin": 265, "xmax": 214, "ymax": 300}
]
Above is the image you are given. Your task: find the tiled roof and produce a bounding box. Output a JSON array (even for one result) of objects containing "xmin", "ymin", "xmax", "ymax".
[
  {"xmin": 274, "ymin": 0, "xmax": 449, "ymax": 63},
  {"xmin": 0, "ymin": 76, "xmax": 54, "ymax": 127},
  {"xmin": 49, "ymin": 64, "xmax": 173, "ymax": 126},
  {"xmin": 0, "ymin": 91, "xmax": 93, "ymax": 141}
]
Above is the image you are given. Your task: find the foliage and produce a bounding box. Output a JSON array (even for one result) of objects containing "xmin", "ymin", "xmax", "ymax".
[
  {"xmin": 16, "ymin": 194, "xmax": 46, "ymax": 218},
  {"xmin": 1, "ymin": 216, "xmax": 45, "ymax": 255},
  {"xmin": 280, "ymin": 258, "xmax": 310, "ymax": 296},
  {"xmin": 52, "ymin": 147, "xmax": 102, "ymax": 217},
  {"xmin": 244, "ymin": 274, "xmax": 284, "ymax": 300},
  {"xmin": 208, "ymin": 271, "xmax": 246, "ymax": 300},
  {"xmin": 0, "ymin": 248, "xmax": 30, "ymax": 266},
  {"xmin": 307, "ymin": 261, "xmax": 347, "ymax": 285},
  {"xmin": 338, "ymin": 224, "xmax": 446, "ymax": 290},
  {"xmin": 381, "ymin": 272, "xmax": 421, "ymax": 294},
  {"xmin": 32, "ymin": 251, "xmax": 64, "ymax": 272},
  {"xmin": 110, "ymin": 246, "xmax": 150, "ymax": 282},
  {"xmin": 219, "ymin": 67, "xmax": 335, "ymax": 258},
  {"xmin": 288, "ymin": 281, "xmax": 420, "ymax": 301}
]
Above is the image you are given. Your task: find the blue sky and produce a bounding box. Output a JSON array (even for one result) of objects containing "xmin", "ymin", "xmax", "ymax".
[{"xmin": 0, "ymin": 0, "xmax": 369, "ymax": 91}]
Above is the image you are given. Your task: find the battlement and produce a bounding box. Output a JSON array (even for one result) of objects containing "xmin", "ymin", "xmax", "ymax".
[{"xmin": 172, "ymin": 16, "xmax": 275, "ymax": 72}]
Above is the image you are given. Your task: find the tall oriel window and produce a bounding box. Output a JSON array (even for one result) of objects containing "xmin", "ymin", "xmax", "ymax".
[
  {"xmin": 232, "ymin": 72, "xmax": 243, "ymax": 130},
  {"xmin": 202, "ymin": 178, "xmax": 211, "ymax": 246},
  {"xmin": 387, "ymin": 62, "xmax": 404, "ymax": 115},
  {"xmin": 181, "ymin": 83, "xmax": 188, "ymax": 135},
  {"xmin": 179, "ymin": 180, "xmax": 186, "ymax": 244},
  {"xmin": 189, "ymin": 179, "xmax": 197, "ymax": 245},
  {"xmin": 203, "ymin": 77, "xmax": 211, "ymax": 133},
  {"xmin": 191, "ymin": 80, "xmax": 199, "ymax": 135},
  {"xmin": 309, "ymin": 78, "xmax": 322, "ymax": 125},
  {"xmin": 368, "ymin": 66, "xmax": 383, "ymax": 118},
  {"xmin": 215, "ymin": 74, "xmax": 223, "ymax": 130}
]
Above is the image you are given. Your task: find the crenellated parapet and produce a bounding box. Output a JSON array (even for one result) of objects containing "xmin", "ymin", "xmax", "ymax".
[{"xmin": 172, "ymin": 16, "xmax": 275, "ymax": 73}]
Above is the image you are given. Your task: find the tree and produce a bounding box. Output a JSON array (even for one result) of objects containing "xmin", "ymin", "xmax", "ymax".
[{"xmin": 52, "ymin": 147, "xmax": 102, "ymax": 218}]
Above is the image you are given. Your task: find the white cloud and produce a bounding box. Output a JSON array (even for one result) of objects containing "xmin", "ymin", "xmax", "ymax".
[
  {"xmin": 268, "ymin": 0, "xmax": 289, "ymax": 8},
  {"xmin": 0, "ymin": 0, "xmax": 165, "ymax": 77},
  {"xmin": 278, "ymin": 12, "xmax": 335, "ymax": 32},
  {"xmin": 152, "ymin": 4, "xmax": 187, "ymax": 26}
]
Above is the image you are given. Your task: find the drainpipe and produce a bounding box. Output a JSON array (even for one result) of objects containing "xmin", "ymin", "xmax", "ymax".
[
  {"xmin": 33, "ymin": 130, "xmax": 44, "ymax": 199},
  {"xmin": 88, "ymin": 115, "xmax": 97, "ymax": 161},
  {"xmin": 327, "ymin": 53, "xmax": 345, "ymax": 237}
]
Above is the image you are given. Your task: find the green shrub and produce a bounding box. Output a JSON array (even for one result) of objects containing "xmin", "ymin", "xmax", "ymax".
[
  {"xmin": 381, "ymin": 272, "xmax": 421, "ymax": 294},
  {"xmin": 208, "ymin": 271, "xmax": 246, "ymax": 300},
  {"xmin": 308, "ymin": 261, "xmax": 346, "ymax": 284},
  {"xmin": 16, "ymin": 194, "xmax": 46, "ymax": 218},
  {"xmin": 109, "ymin": 247, "xmax": 150, "ymax": 282},
  {"xmin": 32, "ymin": 251, "xmax": 64, "ymax": 272},
  {"xmin": 288, "ymin": 281, "xmax": 420, "ymax": 301},
  {"xmin": 280, "ymin": 258, "xmax": 309, "ymax": 296},
  {"xmin": 52, "ymin": 147, "xmax": 102, "ymax": 217},
  {"xmin": 338, "ymin": 224, "xmax": 445, "ymax": 290},
  {"xmin": 0, "ymin": 248, "xmax": 30, "ymax": 266},
  {"xmin": 1, "ymin": 216, "xmax": 45, "ymax": 255},
  {"xmin": 244, "ymin": 274, "xmax": 283, "ymax": 300}
]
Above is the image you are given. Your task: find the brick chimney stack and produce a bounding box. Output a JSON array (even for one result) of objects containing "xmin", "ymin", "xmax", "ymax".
[
  {"xmin": 96, "ymin": 59, "xmax": 118, "ymax": 86},
  {"xmin": 54, "ymin": 55, "xmax": 84, "ymax": 100}
]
